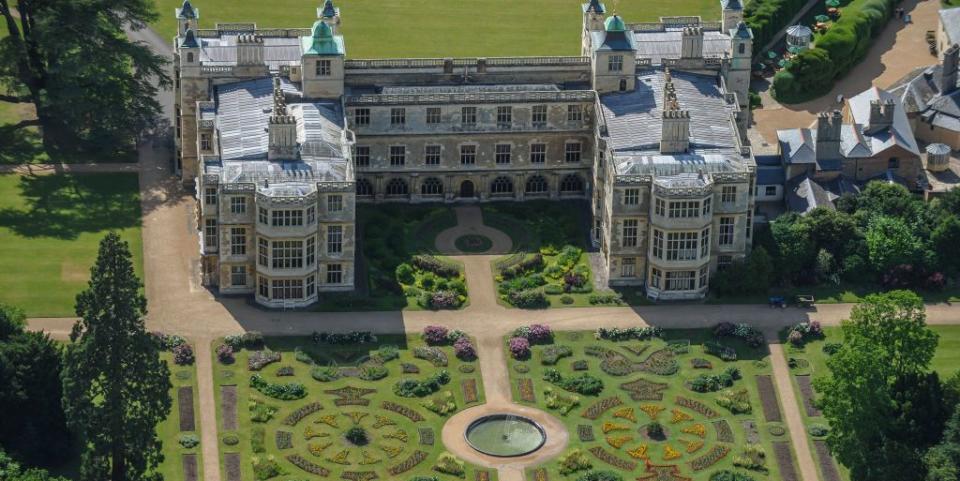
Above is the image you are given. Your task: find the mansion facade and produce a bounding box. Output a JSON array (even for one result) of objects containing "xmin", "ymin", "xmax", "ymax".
[{"xmin": 174, "ymin": 0, "xmax": 757, "ymax": 306}]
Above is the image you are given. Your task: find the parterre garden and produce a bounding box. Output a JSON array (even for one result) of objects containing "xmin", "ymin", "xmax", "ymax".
[
  {"xmin": 155, "ymin": 335, "xmax": 206, "ymax": 481},
  {"xmin": 506, "ymin": 324, "xmax": 801, "ymax": 481},
  {"xmin": 314, "ymin": 204, "xmax": 464, "ymax": 311},
  {"xmin": 482, "ymin": 200, "xmax": 623, "ymax": 309},
  {"xmin": 211, "ymin": 330, "xmax": 493, "ymax": 481}
]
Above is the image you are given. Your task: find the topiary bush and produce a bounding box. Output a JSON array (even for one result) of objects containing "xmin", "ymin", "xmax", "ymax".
[
  {"xmin": 345, "ymin": 426, "xmax": 369, "ymax": 446},
  {"xmin": 508, "ymin": 288, "xmax": 549, "ymax": 308},
  {"xmin": 647, "ymin": 422, "xmax": 665, "ymax": 440},
  {"xmin": 178, "ymin": 433, "xmax": 200, "ymax": 448}
]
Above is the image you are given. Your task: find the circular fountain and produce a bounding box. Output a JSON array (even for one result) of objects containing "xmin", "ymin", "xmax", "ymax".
[{"xmin": 464, "ymin": 414, "xmax": 547, "ymax": 457}]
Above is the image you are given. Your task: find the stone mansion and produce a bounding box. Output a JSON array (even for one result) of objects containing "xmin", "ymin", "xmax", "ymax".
[{"xmin": 174, "ymin": 0, "xmax": 757, "ymax": 306}]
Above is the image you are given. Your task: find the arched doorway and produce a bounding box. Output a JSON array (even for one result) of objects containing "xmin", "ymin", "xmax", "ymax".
[{"xmin": 460, "ymin": 180, "xmax": 475, "ymax": 198}]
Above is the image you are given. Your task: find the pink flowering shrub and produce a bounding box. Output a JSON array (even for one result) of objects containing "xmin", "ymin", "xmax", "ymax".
[
  {"xmin": 509, "ymin": 337, "xmax": 531, "ymax": 360},
  {"xmin": 216, "ymin": 343, "xmax": 235, "ymax": 364},
  {"xmin": 173, "ymin": 343, "xmax": 195, "ymax": 365},
  {"xmin": 423, "ymin": 326, "xmax": 449, "ymax": 346},
  {"xmin": 453, "ymin": 336, "xmax": 477, "ymax": 361},
  {"xmin": 527, "ymin": 324, "xmax": 553, "ymax": 344}
]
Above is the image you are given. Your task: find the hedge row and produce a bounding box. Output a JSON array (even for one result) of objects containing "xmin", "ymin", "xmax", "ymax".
[
  {"xmin": 744, "ymin": 0, "xmax": 813, "ymax": 52},
  {"xmin": 773, "ymin": 0, "xmax": 899, "ymax": 103}
]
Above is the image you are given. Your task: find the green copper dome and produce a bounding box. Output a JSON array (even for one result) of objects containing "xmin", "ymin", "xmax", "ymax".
[
  {"xmin": 302, "ymin": 19, "xmax": 344, "ymax": 55},
  {"xmin": 312, "ymin": 20, "xmax": 333, "ymax": 39},
  {"xmin": 604, "ymin": 15, "xmax": 626, "ymax": 32}
]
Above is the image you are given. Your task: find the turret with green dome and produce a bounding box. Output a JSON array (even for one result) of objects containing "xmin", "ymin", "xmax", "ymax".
[
  {"xmin": 604, "ymin": 15, "xmax": 626, "ymax": 32},
  {"xmin": 302, "ymin": 19, "xmax": 345, "ymax": 56}
]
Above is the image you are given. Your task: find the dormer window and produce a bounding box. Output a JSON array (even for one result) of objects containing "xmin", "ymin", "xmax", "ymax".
[
  {"xmin": 608, "ymin": 55, "xmax": 623, "ymax": 72},
  {"xmin": 316, "ymin": 59, "xmax": 332, "ymax": 76}
]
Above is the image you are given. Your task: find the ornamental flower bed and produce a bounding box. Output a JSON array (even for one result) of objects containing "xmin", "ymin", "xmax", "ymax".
[
  {"xmin": 388, "ymin": 450, "xmax": 428, "ymax": 475},
  {"xmin": 381, "ymin": 401, "xmax": 425, "ymax": 422},
  {"xmin": 588, "ymin": 446, "xmax": 637, "ymax": 471},
  {"xmin": 286, "ymin": 454, "xmax": 330, "ymax": 476},
  {"xmin": 582, "ymin": 397, "xmax": 623, "ymax": 420},
  {"xmin": 248, "ymin": 350, "xmax": 281, "ymax": 371},
  {"xmin": 688, "ymin": 445, "xmax": 730, "ymax": 471}
]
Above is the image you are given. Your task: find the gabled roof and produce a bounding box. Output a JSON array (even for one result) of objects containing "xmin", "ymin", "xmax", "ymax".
[
  {"xmin": 785, "ymin": 174, "xmax": 860, "ymax": 214},
  {"xmin": 733, "ymin": 21, "xmax": 752, "ymax": 39},
  {"xmin": 777, "ymin": 128, "xmax": 816, "ymax": 165},
  {"xmin": 847, "ymin": 86, "xmax": 921, "ymax": 156}
]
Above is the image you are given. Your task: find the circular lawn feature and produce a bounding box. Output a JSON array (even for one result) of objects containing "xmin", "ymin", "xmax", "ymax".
[
  {"xmin": 465, "ymin": 414, "xmax": 547, "ymax": 457},
  {"xmin": 454, "ymin": 234, "xmax": 493, "ymax": 253}
]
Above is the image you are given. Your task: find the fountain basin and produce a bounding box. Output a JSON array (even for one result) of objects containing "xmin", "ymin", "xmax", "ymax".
[{"xmin": 464, "ymin": 414, "xmax": 547, "ymax": 457}]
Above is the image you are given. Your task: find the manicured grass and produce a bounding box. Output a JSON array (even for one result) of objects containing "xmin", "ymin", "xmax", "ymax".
[
  {"xmin": 152, "ymin": 0, "xmax": 718, "ymax": 58},
  {"xmin": 158, "ymin": 348, "xmax": 204, "ymax": 481},
  {"xmin": 211, "ymin": 335, "xmax": 491, "ymax": 481},
  {"xmin": 0, "ymin": 173, "xmax": 143, "ymax": 317},
  {"xmin": 508, "ymin": 329, "xmax": 796, "ymax": 481}
]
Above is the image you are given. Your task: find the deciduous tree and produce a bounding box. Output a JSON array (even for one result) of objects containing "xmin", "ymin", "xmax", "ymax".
[{"xmin": 61, "ymin": 233, "xmax": 170, "ymax": 481}]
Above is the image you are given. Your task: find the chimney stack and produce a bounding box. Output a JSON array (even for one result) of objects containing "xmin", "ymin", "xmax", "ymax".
[
  {"xmin": 865, "ymin": 97, "xmax": 895, "ymax": 134},
  {"xmin": 236, "ymin": 34, "xmax": 264, "ymax": 66},
  {"xmin": 943, "ymin": 43, "xmax": 959, "ymax": 95},
  {"xmin": 681, "ymin": 27, "xmax": 704, "ymax": 59},
  {"xmin": 660, "ymin": 69, "xmax": 691, "ymax": 154},
  {"xmin": 268, "ymin": 77, "xmax": 298, "ymax": 160},
  {"xmin": 815, "ymin": 110, "xmax": 843, "ymax": 162}
]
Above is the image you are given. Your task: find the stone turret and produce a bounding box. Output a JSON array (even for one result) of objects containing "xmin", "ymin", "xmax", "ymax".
[
  {"xmin": 723, "ymin": 21, "xmax": 752, "ymax": 110},
  {"xmin": 175, "ymin": 0, "xmax": 199, "ymax": 36},
  {"xmin": 581, "ymin": 0, "xmax": 606, "ymax": 54},
  {"xmin": 943, "ymin": 44, "xmax": 959, "ymax": 95},
  {"xmin": 268, "ymin": 78, "xmax": 298, "ymax": 161},
  {"xmin": 681, "ymin": 27, "xmax": 704, "ymax": 59},
  {"xmin": 720, "ymin": 0, "xmax": 743, "ymax": 34},
  {"xmin": 300, "ymin": 19, "xmax": 346, "ymax": 98},
  {"xmin": 590, "ymin": 15, "xmax": 638, "ymax": 93},
  {"xmin": 865, "ymin": 98, "xmax": 896, "ymax": 135},
  {"xmin": 815, "ymin": 110, "xmax": 843, "ymax": 162},
  {"xmin": 660, "ymin": 70, "xmax": 691, "ymax": 154}
]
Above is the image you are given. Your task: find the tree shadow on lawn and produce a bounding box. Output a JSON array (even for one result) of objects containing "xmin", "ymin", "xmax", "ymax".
[
  {"xmin": 0, "ymin": 173, "xmax": 141, "ymax": 239},
  {"xmin": 0, "ymin": 124, "xmax": 47, "ymax": 165}
]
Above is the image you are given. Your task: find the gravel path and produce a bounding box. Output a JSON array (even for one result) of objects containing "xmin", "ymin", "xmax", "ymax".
[{"xmin": 768, "ymin": 337, "xmax": 819, "ymax": 481}]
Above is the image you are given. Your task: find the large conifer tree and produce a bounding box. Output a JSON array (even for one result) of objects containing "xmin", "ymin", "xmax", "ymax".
[{"xmin": 61, "ymin": 233, "xmax": 171, "ymax": 481}]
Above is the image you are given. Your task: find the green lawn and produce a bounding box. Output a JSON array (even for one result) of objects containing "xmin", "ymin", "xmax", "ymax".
[
  {"xmin": 781, "ymin": 325, "xmax": 960, "ymax": 481},
  {"xmin": 508, "ymin": 329, "xmax": 799, "ymax": 481},
  {"xmin": 0, "ymin": 173, "xmax": 143, "ymax": 317},
  {"xmin": 158, "ymin": 347, "xmax": 205, "ymax": 481},
  {"xmin": 152, "ymin": 0, "xmax": 718, "ymax": 58},
  {"xmin": 211, "ymin": 335, "xmax": 492, "ymax": 481}
]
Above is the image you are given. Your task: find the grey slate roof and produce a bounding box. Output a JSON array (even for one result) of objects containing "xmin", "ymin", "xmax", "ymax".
[
  {"xmin": 941, "ymin": 7, "xmax": 960, "ymax": 46},
  {"xmin": 212, "ymin": 77, "xmax": 347, "ymax": 183},
  {"xmin": 199, "ymin": 36, "xmax": 303, "ymax": 69},
  {"xmin": 722, "ymin": 0, "xmax": 743, "ymax": 10},
  {"xmin": 380, "ymin": 84, "xmax": 560, "ymax": 95},
  {"xmin": 599, "ymin": 69, "xmax": 745, "ymax": 176},
  {"xmin": 591, "ymin": 30, "xmax": 637, "ymax": 52},
  {"xmin": 785, "ymin": 174, "xmax": 860, "ymax": 214},
  {"xmin": 631, "ymin": 30, "xmax": 730, "ymax": 64},
  {"xmin": 847, "ymin": 87, "xmax": 920, "ymax": 156},
  {"xmin": 890, "ymin": 63, "xmax": 960, "ymax": 133}
]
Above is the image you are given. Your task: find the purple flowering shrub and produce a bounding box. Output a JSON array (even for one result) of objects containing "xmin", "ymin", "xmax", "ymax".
[
  {"xmin": 216, "ymin": 343, "xmax": 235, "ymax": 364},
  {"xmin": 509, "ymin": 337, "xmax": 531, "ymax": 360},
  {"xmin": 526, "ymin": 324, "xmax": 553, "ymax": 345},
  {"xmin": 423, "ymin": 326, "xmax": 449, "ymax": 345},
  {"xmin": 453, "ymin": 336, "xmax": 477, "ymax": 361},
  {"xmin": 173, "ymin": 343, "xmax": 195, "ymax": 366}
]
